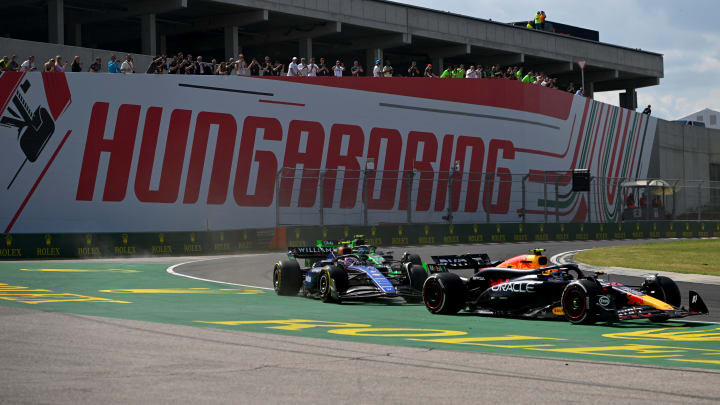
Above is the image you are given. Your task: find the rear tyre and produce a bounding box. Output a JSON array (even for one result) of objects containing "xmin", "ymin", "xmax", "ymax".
[
  {"xmin": 643, "ymin": 275, "xmax": 681, "ymax": 308},
  {"xmin": 319, "ymin": 265, "xmax": 348, "ymax": 303},
  {"xmin": 561, "ymin": 279, "xmax": 602, "ymax": 325},
  {"xmin": 423, "ymin": 272, "xmax": 465, "ymax": 314},
  {"xmin": 273, "ymin": 260, "xmax": 302, "ymax": 296},
  {"xmin": 404, "ymin": 265, "xmax": 428, "ymax": 303},
  {"xmin": 404, "ymin": 253, "xmax": 422, "ymax": 266}
]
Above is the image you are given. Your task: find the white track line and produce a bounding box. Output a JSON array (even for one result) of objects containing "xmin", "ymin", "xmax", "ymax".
[{"xmin": 166, "ymin": 255, "xmax": 274, "ymax": 290}]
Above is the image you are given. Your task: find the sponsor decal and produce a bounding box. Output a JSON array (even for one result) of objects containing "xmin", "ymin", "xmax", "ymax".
[
  {"xmin": 490, "ymin": 281, "xmax": 537, "ymax": 293},
  {"xmin": 598, "ymin": 295, "xmax": 611, "ymax": 307}
]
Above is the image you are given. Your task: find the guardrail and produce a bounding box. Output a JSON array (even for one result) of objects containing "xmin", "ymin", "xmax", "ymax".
[{"xmin": 2, "ymin": 221, "xmax": 719, "ymax": 260}]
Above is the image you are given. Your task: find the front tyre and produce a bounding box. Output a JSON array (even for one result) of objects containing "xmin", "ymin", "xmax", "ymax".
[
  {"xmin": 319, "ymin": 265, "xmax": 348, "ymax": 303},
  {"xmin": 423, "ymin": 272, "xmax": 465, "ymax": 314},
  {"xmin": 273, "ymin": 260, "xmax": 302, "ymax": 296},
  {"xmin": 561, "ymin": 279, "xmax": 602, "ymax": 325},
  {"xmin": 643, "ymin": 275, "xmax": 681, "ymax": 308}
]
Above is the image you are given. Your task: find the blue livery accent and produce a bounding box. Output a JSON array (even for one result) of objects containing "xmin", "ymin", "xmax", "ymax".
[{"xmin": 348, "ymin": 264, "xmax": 396, "ymax": 294}]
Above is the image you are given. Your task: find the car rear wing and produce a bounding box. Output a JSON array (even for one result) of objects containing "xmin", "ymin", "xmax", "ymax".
[
  {"xmin": 431, "ymin": 254, "xmax": 492, "ymax": 270},
  {"xmin": 288, "ymin": 246, "xmax": 335, "ymax": 259}
]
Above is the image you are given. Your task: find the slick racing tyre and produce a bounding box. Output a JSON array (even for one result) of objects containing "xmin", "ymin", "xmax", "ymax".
[
  {"xmin": 403, "ymin": 253, "xmax": 422, "ymax": 266},
  {"xmin": 643, "ymin": 275, "xmax": 681, "ymax": 308},
  {"xmin": 423, "ymin": 272, "xmax": 465, "ymax": 314},
  {"xmin": 404, "ymin": 265, "xmax": 428, "ymax": 303},
  {"xmin": 319, "ymin": 265, "xmax": 348, "ymax": 303},
  {"xmin": 561, "ymin": 279, "xmax": 602, "ymax": 325},
  {"xmin": 273, "ymin": 260, "xmax": 302, "ymax": 296}
]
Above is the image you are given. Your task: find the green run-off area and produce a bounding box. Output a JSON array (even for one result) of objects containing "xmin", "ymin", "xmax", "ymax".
[
  {"xmin": 575, "ymin": 239, "xmax": 720, "ymax": 276},
  {"xmin": 1, "ymin": 260, "xmax": 719, "ymax": 370}
]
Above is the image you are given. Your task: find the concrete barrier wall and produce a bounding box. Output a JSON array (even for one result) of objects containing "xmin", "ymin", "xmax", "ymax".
[
  {"xmin": 0, "ymin": 37, "xmax": 153, "ymax": 73},
  {"xmin": 2, "ymin": 221, "xmax": 718, "ymax": 260}
]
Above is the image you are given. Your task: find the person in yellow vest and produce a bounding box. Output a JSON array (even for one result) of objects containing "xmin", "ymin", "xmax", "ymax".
[
  {"xmin": 534, "ymin": 11, "xmax": 542, "ymax": 30},
  {"xmin": 526, "ymin": 21, "xmax": 534, "ymax": 29}
]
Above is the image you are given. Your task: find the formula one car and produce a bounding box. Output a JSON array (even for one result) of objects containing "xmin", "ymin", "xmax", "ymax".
[
  {"xmin": 422, "ymin": 263, "xmax": 709, "ymax": 324},
  {"xmin": 273, "ymin": 245, "xmax": 445, "ymax": 303},
  {"xmin": 316, "ymin": 235, "xmax": 425, "ymax": 279}
]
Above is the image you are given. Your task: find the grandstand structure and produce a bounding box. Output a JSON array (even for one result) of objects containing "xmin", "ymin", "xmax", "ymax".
[{"xmin": 2, "ymin": 0, "xmax": 662, "ymax": 106}]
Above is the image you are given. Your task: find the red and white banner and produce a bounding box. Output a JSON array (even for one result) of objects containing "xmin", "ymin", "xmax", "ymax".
[{"xmin": 0, "ymin": 72, "xmax": 656, "ymax": 233}]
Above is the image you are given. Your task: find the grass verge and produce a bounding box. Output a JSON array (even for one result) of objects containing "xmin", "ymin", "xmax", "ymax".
[{"xmin": 574, "ymin": 239, "xmax": 720, "ymax": 276}]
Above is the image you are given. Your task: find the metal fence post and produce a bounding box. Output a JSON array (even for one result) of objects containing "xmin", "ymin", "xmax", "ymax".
[
  {"xmin": 275, "ymin": 168, "xmax": 283, "ymax": 227},
  {"xmin": 543, "ymin": 172, "xmax": 548, "ymax": 224},
  {"xmin": 362, "ymin": 169, "xmax": 369, "ymax": 226},
  {"xmin": 698, "ymin": 182, "xmax": 703, "ymax": 221},
  {"xmin": 406, "ymin": 170, "xmax": 414, "ymax": 224},
  {"xmin": 587, "ymin": 176, "xmax": 593, "ymax": 224},
  {"xmin": 319, "ymin": 170, "xmax": 325, "ymax": 226},
  {"xmin": 521, "ymin": 173, "xmax": 529, "ymax": 224},
  {"xmin": 485, "ymin": 172, "xmax": 493, "ymax": 224},
  {"xmin": 447, "ymin": 170, "xmax": 454, "ymax": 224},
  {"xmin": 555, "ymin": 180, "xmax": 559, "ymax": 223}
]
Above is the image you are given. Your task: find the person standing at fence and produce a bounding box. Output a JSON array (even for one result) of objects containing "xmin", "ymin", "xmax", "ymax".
[
  {"xmin": 534, "ymin": 11, "xmax": 542, "ymax": 30},
  {"xmin": 540, "ymin": 11, "xmax": 547, "ymax": 30},
  {"xmin": 20, "ymin": 56, "xmax": 37, "ymax": 72},
  {"xmin": 287, "ymin": 57, "xmax": 299, "ymax": 76},
  {"xmin": 89, "ymin": 57, "xmax": 102, "ymax": 72},
  {"xmin": 333, "ymin": 60, "xmax": 345, "ymax": 77},
  {"xmin": 373, "ymin": 59, "xmax": 382, "ymax": 77},
  {"xmin": 317, "ymin": 58, "xmax": 329, "ymax": 76},
  {"xmin": 71, "ymin": 56, "xmax": 81, "ymax": 72},
  {"xmin": 407, "ymin": 61, "xmax": 420, "ymax": 77},
  {"xmin": 262, "ymin": 56, "xmax": 272, "ymax": 76},
  {"xmin": 297, "ymin": 57, "xmax": 308, "ymax": 76},
  {"xmin": 272, "ymin": 59, "xmax": 284, "ymax": 76},
  {"xmin": 307, "ymin": 58, "xmax": 319, "ymax": 76},
  {"xmin": 120, "ymin": 54, "xmax": 134, "ymax": 74},
  {"xmin": 249, "ymin": 57, "xmax": 261, "ymax": 76},
  {"xmin": 424, "ymin": 64, "xmax": 435, "ymax": 77},
  {"xmin": 382, "ymin": 59, "xmax": 393, "ymax": 77},
  {"xmin": 351, "ymin": 60, "xmax": 364, "ymax": 76}
]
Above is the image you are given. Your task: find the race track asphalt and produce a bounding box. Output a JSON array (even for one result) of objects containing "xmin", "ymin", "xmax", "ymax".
[
  {"xmin": 2, "ymin": 239, "xmax": 719, "ymax": 404},
  {"xmin": 176, "ymin": 239, "xmax": 720, "ymax": 323}
]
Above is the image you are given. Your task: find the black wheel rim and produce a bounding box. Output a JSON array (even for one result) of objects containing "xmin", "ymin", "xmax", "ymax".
[
  {"xmin": 273, "ymin": 267, "xmax": 280, "ymax": 291},
  {"xmin": 424, "ymin": 278, "xmax": 444, "ymax": 311},
  {"xmin": 563, "ymin": 288, "xmax": 586, "ymax": 319},
  {"xmin": 319, "ymin": 273, "xmax": 329, "ymax": 296}
]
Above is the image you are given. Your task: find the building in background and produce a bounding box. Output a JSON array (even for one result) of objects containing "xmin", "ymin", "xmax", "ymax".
[{"xmin": 676, "ymin": 109, "xmax": 720, "ymax": 129}]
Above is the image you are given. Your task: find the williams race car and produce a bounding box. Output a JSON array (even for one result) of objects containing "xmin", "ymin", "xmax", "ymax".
[
  {"xmin": 273, "ymin": 245, "xmax": 446, "ymax": 303},
  {"xmin": 422, "ymin": 263, "xmax": 709, "ymax": 324}
]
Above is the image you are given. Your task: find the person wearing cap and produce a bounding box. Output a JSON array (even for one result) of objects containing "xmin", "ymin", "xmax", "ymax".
[
  {"xmin": 424, "ymin": 64, "xmax": 435, "ymax": 77},
  {"xmin": 373, "ymin": 59, "xmax": 382, "ymax": 77},
  {"xmin": 287, "ymin": 57, "xmax": 299, "ymax": 76}
]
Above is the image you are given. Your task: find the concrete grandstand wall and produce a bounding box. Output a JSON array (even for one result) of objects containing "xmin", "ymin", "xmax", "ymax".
[{"xmin": 0, "ymin": 37, "xmax": 153, "ymax": 73}]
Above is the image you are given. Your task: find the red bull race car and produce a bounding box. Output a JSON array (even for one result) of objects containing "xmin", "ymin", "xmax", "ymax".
[{"xmin": 422, "ymin": 260, "xmax": 709, "ymax": 324}]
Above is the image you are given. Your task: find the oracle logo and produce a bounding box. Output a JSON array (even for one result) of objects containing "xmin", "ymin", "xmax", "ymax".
[{"xmin": 75, "ymin": 102, "xmax": 516, "ymax": 213}]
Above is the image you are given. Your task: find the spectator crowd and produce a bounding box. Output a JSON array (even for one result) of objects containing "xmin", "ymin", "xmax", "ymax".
[{"xmin": 0, "ymin": 45, "xmax": 584, "ymax": 96}]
